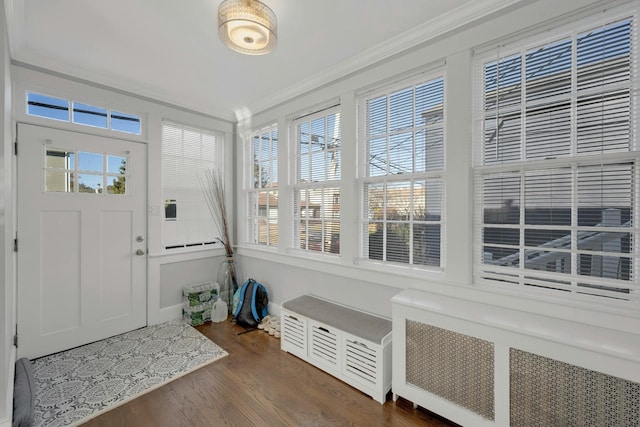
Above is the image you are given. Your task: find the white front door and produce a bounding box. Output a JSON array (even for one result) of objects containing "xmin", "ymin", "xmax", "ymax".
[{"xmin": 17, "ymin": 124, "xmax": 147, "ymax": 359}]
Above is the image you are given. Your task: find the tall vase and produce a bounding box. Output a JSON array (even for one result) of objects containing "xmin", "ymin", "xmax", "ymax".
[{"xmin": 217, "ymin": 257, "xmax": 242, "ymax": 314}]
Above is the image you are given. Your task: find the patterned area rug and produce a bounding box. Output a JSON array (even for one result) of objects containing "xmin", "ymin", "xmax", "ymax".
[{"xmin": 32, "ymin": 320, "xmax": 228, "ymax": 427}]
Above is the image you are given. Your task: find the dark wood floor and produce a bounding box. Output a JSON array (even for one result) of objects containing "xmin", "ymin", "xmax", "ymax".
[{"xmin": 84, "ymin": 318, "xmax": 458, "ymax": 426}]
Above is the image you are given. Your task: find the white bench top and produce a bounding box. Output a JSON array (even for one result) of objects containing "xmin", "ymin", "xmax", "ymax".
[{"xmin": 282, "ymin": 295, "xmax": 392, "ymax": 344}]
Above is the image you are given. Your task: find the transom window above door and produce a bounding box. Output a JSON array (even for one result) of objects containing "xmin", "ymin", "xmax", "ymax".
[
  {"xmin": 26, "ymin": 91, "xmax": 142, "ymax": 135},
  {"xmin": 45, "ymin": 148, "xmax": 128, "ymax": 195}
]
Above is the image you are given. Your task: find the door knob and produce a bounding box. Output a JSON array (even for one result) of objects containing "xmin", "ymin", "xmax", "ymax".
[{"xmin": 136, "ymin": 249, "xmax": 145, "ymax": 256}]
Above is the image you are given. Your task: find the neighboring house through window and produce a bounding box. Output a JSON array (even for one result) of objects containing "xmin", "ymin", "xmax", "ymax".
[{"xmin": 474, "ymin": 13, "xmax": 638, "ymax": 303}]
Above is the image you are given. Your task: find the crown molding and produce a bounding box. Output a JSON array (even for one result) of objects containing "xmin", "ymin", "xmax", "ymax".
[{"xmin": 248, "ymin": 0, "xmax": 525, "ymax": 116}]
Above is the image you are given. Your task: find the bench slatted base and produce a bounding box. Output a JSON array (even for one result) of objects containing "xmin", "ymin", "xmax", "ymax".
[{"xmin": 281, "ymin": 295, "xmax": 392, "ymax": 403}]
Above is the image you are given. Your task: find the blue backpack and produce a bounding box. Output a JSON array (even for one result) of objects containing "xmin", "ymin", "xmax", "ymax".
[{"xmin": 233, "ymin": 278, "xmax": 269, "ymax": 328}]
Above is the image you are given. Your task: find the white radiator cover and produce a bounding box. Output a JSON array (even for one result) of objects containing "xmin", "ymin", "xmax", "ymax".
[{"xmin": 392, "ymin": 289, "xmax": 640, "ymax": 427}]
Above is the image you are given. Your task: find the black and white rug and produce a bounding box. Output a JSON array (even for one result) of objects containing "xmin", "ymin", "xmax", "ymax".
[{"xmin": 32, "ymin": 320, "xmax": 228, "ymax": 427}]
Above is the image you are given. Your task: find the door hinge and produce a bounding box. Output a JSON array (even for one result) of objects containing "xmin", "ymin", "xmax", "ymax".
[
  {"xmin": 14, "ymin": 139, "xmax": 17, "ymax": 156},
  {"xmin": 13, "ymin": 238, "xmax": 17, "ymax": 252},
  {"xmin": 13, "ymin": 333, "xmax": 18, "ymax": 347}
]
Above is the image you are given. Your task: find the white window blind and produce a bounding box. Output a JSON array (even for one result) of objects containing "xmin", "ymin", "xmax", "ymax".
[
  {"xmin": 293, "ymin": 107, "xmax": 341, "ymax": 254},
  {"xmin": 161, "ymin": 121, "xmax": 221, "ymax": 249},
  {"xmin": 248, "ymin": 124, "xmax": 278, "ymax": 246},
  {"xmin": 360, "ymin": 74, "xmax": 444, "ymax": 268},
  {"xmin": 474, "ymin": 14, "xmax": 639, "ymax": 303}
]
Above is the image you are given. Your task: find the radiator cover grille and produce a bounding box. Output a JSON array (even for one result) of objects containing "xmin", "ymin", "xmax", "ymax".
[
  {"xmin": 510, "ymin": 349, "xmax": 640, "ymax": 427},
  {"xmin": 405, "ymin": 320, "xmax": 495, "ymax": 420}
]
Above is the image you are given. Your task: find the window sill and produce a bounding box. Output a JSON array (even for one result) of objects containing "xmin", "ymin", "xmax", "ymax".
[{"xmin": 149, "ymin": 245, "xmax": 226, "ymax": 261}]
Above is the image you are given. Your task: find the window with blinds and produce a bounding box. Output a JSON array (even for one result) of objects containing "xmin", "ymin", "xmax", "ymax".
[
  {"xmin": 248, "ymin": 124, "xmax": 278, "ymax": 246},
  {"xmin": 161, "ymin": 121, "xmax": 222, "ymax": 250},
  {"xmin": 293, "ymin": 107, "xmax": 341, "ymax": 254},
  {"xmin": 359, "ymin": 74, "xmax": 444, "ymax": 268},
  {"xmin": 474, "ymin": 14, "xmax": 639, "ymax": 303}
]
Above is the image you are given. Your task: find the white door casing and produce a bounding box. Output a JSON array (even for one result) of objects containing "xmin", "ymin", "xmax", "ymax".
[{"xmin": 17, "ymin": 123, "xmax": 147, "ymax": 359}]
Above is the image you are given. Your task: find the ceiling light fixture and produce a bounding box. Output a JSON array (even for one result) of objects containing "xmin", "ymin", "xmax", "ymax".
[{"xmin": 218, "ymin": 0, "xmax": 277, "ymax": 55}]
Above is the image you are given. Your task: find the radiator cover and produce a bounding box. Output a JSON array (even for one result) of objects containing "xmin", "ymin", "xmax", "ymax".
[
  {"xmin": 510, "ymin": 348, "xmax": 640, "ymax": 427},
  {"xmin": 406, "ymin": 320, "xmax": 495, "ymax": 421}
]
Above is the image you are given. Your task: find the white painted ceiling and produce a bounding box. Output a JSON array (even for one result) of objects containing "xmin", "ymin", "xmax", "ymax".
[{"xmin": 5, "ymin": 0, "xmax": 520, "ymax": 121}]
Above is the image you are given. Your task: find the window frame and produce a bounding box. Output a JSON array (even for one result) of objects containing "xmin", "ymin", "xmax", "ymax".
[
  {"xmin": 357, "ymin": 71, "xmax": 446, "ymax": 272},
  {"xmin": 161, "ymin": 120, "xmax": 225, "ymax": 252},
  {"xmin": 472, "ymin": 10, "xmax": 640, "ymax": 305},
  {"xmin": 247, "ymin": 123, "xmax": 279, "ymax": 247},
  {"xmin": 291, "ymin": 105, "xmax": 342, "ymax": 256},
  {"xmin": 26, "ymin": 91, "xmax": 142, "ymax": 135}
]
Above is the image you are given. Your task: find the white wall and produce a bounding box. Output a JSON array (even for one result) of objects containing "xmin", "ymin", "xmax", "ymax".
[
  {"xmin": 235, "ymin": 0, "xmax": 640, "ymax": 337},
  {"xmin": 0, "ymin": 4, "xmax": 12, "ymax": 425}
]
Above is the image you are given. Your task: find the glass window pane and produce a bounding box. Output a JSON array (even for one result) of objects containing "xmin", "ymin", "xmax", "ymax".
[
  {"xmin": 415, "ymin": 78, "xmax": 444, "ymax": 127},
  {"xmin": 46, "ymin": 171, "xmax": 74, "ymax": 192},
  {"xmin": 388, "ymin": 132, "xmax": 413, "ymax": 175},
  {"xmin": 369, "ymin": 137, "xmax": 387, "ymax": 177},
  {"xmin": 524, "ymin": 169, "xmax": 572, "ymax": 226},
  {"xmin": 107, "ymin": 176, "xmax": 126, "ymax": 195},
  {"xmin": 111, "ymin": 111, "xmax": 141, "ymax": 134},
  {"xmin": 483, "ymin": 227, "xmax": 520, "ymax": 246},
  {"xmin": 483, "ymin": 245, "xmax": 520, "ymax": 267},
  {"xmin": 524, "ymin": 250, "xmax": 571, "ymax": 274},
  {"xmin": 368, "ymin": 96, "xmax": 387, "ymax": 136},
  {"xmin": 107, "ymin": 156, "xmax": 127, "ymax": 174},
  {"xmin": 386, "ymin": 223, "xmax": 410, "ymax": 263},
  {"xmin": 413, "ymin": 224, "xmax": 440, "ymax": 266},
  {"xmin": 78, "ymin": 174, "xmax": 103, "ymax": 193},
  {"xmin": 46, "ymin": 149, "xmax": 74, "ymax": 169},
  {"xmin": 525, "ymin": 38, "xmax": 572, "ymax": 101},
  {"xmin": 27, "ymin": 92, "xmax": 69, "ymax": 121},
  {"xmin": 386, "ymin": 181, "xmax": 411, "ymax": 221},
  {"xmin": 78, "ymin": 152, "xmax": 103, "ymax": 173},
  {"xmin": 73, "ymin": 102, "xmax": 108, "ymax": 128},
  {"xmin": 577, "ymin": 164, "xmax": 633, "ymax": 227},
  {"xmin": 483, "ymin": 174, "xmax": 521, "ymax": 225},
  {"xmin": 299, "ymin": 122, "xmax": 310, "ymax": 155},
  {"xmin": 325, "ymin": 220, "xmax": 340, "ymax": 254},
  {"xmin": 389, "ymin": 87, "xmax": 413, "ymax": 132}
]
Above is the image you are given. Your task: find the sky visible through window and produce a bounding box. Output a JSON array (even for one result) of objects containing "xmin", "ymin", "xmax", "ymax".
[
  {"xmin": 28, "ymin": 92, "xmax": 136, "ymax": 193},
  {"xmin": 27, "ymin": 92, "xmax": 142, "ymax": 135}
]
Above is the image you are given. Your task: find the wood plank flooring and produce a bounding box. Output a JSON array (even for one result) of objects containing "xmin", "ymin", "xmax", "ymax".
[{"xmin": 83, "ymin": 318, "xmax": 459, "ymax": 426}]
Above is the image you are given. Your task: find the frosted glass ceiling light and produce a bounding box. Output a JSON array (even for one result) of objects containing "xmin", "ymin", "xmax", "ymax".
[{"xmin": 218, "ymin": 0, "xmax": 277, "ymax": 55}]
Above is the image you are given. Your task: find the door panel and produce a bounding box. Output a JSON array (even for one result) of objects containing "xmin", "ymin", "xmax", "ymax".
[{"xmin": 17, "ymin": 124, "xmax": 147, "ymax": 359}]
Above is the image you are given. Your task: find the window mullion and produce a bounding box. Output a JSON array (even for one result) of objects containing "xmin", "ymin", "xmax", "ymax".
[{"xmin": 519, "ymin": 172, "xmax": 525, "ymax": 283}]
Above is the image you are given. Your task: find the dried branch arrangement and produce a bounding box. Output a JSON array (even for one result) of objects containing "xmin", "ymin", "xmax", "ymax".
[{"xmin": 200, "ymin": 168, "xmax": 233, "ymax": 257}]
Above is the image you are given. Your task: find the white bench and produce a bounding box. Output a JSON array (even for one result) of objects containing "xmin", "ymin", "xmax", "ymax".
[{"xmin": 280, "ymin": 295, "xmax": 392, "ymax": 403}]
